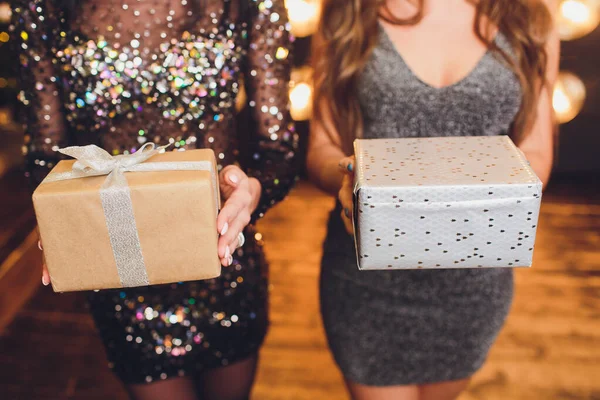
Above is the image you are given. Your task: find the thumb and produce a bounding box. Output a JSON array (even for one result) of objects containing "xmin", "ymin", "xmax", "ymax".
[
  {"xmin": 220, "ymin": 167, "xmax": 241, "ymax": 189},
  {"xmin": 338, "ymin": 156, "xmax": 355, "ymax": 175}
]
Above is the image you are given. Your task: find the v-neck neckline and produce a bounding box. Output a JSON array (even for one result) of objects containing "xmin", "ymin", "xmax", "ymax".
[{"xmin": 378, "ymin": 23, "xmax": 497, "ymax": 91}]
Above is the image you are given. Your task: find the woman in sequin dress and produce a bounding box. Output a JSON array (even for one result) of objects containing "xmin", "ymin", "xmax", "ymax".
[
  {"xmin": 12, "ymin": 1, "xmax": 298, "ymax": 399},
  {"xmin": 308, "ymin": 0, "xmax": 557, "ymax": 399}
]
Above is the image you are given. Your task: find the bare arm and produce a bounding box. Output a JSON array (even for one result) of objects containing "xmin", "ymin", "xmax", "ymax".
[
  {"xmin": 518, "ymin": 0, "xmax": 560, "ymax": 189},
  {"xmin": 306, "ymin": 100, "xmax": 347, "ymax": 196}
]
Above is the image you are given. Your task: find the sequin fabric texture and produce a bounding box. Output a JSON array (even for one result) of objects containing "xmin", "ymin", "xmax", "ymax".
[{"xmin": 12, "ymin": 0, "xmax": 298, "ymax": 383}]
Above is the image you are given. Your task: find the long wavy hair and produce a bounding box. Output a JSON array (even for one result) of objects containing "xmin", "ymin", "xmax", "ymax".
[{"xmin": 313, "ymin": 0, "xmax": 553, "ymax": 154}]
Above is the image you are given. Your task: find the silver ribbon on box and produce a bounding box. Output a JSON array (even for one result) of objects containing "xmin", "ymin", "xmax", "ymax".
[{"xmin": 42, "ymin": 143, "xmax": 217, "ymax": 288}]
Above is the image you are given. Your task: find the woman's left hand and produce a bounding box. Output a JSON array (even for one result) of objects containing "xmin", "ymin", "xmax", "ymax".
[
  {"xmin": 338, "ymin": 156, "xmax": 355, "ymax": 235},
  {"xmin": 217, "ymin": 165, "xmax": 261, "ymax": 266}
]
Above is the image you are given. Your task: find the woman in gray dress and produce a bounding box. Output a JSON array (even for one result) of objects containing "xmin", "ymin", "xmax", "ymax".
[{"xmin": 307, "ymin": 0, "xmax": 558, "ymax": 399}]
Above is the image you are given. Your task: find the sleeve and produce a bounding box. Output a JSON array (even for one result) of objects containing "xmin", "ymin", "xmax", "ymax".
[
  {"xmin": 11, "ymin": 0, "xmax": 67, "ymax": 188},
  {"xmin": 244, "ymin": 0, "xmax": 300, "ymax": 222}
]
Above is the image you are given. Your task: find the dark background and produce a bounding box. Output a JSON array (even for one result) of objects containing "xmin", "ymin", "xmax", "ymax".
[{"xmin": 554, "ymin": 27, "xmax": 600, "ymax": 173}]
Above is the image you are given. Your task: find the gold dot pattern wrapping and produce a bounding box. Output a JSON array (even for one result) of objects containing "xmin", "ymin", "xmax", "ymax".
[{"xmin": 353, "ymin": 136, "xmax": 542, "ymax": 270}]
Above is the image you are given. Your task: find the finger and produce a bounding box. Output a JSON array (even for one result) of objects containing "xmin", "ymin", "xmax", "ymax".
[
  {"xmin": 39, "ymin": 239, "xmax": 51, "ymax": 286},
  {"xmin": 341, "ymin": 209, "xmax": 354, "ymax": 235},
  {"xmin": 340, "ymin": 183, "xmax": 354, "ymax": 233},
  {"xmin": 338, "ymin": 176, "xmax": 354, "ymax": 214},
  {"xmin": 217, "ymin": 187, "xmax": 251, "ymax": 236},
  {"xmin": 339, "ymin": 188, "xmax": 353, "ymax": 214},
  {"xmin": 217, "ymin": 200, "xmax": 242, "ymax": 241},
  {"xmin": 217, "ymin": 180, "xmax": 251, "ymax": 236},
  {"xmin": 217, "ymin": 200, "xmax": 250, "ymax": 257},
  {"xmin": 219, "ymin": 165, "xmax": 247, "ymax": 193},
  {"xmin": 218, "ymin": 212, "xmax": 250, "ymax": 258},
  {"xmin": 224, "ymin": 168, "xmax": 242, "ymax": 187},
  {"xmin": 338, "ymin": 156, "xmax": 356, "ymax": 175},
  {"xmin": 220, "ymin": 246, "xmax": 233, "ymax": 267},
  {"xmin": 42, "ymin": 264, "xmax": 50, "ymax": 286},
  {"xmin": 343, "ymin": 206, "xmax": 351, "ymax": 219},
  {"xmin": 218, "ymin": 191, "xmax": 251, "ymax": 261},
  {"xmin": 229, "ymin": 233, "xmax": 241, "ymax": 252},
  {"xmin": 224, "ymin": 230, "xmax": 245, "ymax": 260}
]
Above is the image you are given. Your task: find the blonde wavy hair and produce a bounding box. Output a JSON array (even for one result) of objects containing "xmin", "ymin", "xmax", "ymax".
[{"xmin": 312, "ymin": 0, "xmax": 553, "ymax": 154}]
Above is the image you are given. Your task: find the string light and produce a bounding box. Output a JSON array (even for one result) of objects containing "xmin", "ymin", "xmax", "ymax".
[
  {"xmin": 557, "ymin": 0, "xmax": 600, "ymax": 40},
  {"xmin": 553, "ymin": 71, "xmax": 586, "ymax": 124},
  {"xmin": 289, "ymin": 66, "xmax": 313, "ymax": 121},
  {"xmin": 284, "ymin": 0, "xmax": 321, "ymax": 38}
]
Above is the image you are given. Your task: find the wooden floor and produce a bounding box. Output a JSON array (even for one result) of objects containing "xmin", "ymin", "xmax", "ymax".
[
  {"xmin": 0, "ymin": 170, "xmax": 36, "ymax": 266},
  {"xmin": 0, "ymin": 177, "xmax": 598, "ymax": 400}
]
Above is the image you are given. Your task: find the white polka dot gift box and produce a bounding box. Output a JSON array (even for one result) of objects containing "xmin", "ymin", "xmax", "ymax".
[{"xmin": 352, "ymin": 136, "xmax": 542, "ymax": 270}]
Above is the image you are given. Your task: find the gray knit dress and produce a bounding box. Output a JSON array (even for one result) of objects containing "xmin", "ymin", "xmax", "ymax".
[{"xmin": 319, "ymin": 26, "xmax": 522, "ymax": 386}]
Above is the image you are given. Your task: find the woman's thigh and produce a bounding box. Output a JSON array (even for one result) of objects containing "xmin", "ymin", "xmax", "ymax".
[
  {"xmin": 346, "ymin": 380, "xmax": 420, "ymax": 400},
  {"xmin": 419, "ymin": 378, "xmax": 471, "ymax": 400}
]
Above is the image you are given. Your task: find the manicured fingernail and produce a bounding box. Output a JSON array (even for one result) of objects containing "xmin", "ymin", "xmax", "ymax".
[
  {"xmin": 229, "ymin": 174, "xmax": 239, "ymax": 184},
  {"xmin": 228, "ymin": 255, "xmax": 233, "ymax": 265},
  {"xmin": 223, "ymin": 247, "xmax": 232, "ymax": 266},
  {"xmin": 38, "ymin": 240, "xmax": 43, "ymax": 251},
  {"xmin": 347, "ymin": 163, "xmax": 353, "ymax": 172},
  {"xmin": 42, "ymin": 276, "xmax": 49, "ymax": 286},
  {"xmin": 344, "ymin": 208, "xmax": 350, "ymax": 218},
  {"xmin": 220, "ymin": 223, "xmax": 229, "ymax": 236}
]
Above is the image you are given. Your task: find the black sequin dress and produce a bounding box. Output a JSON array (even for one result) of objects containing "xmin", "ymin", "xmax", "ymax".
[{"xmin": 12, "ymin": 0, "xmax": 298, "ymax": 384}]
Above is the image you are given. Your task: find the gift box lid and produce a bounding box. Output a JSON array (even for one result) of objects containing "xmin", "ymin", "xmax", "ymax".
[
  {"xmin": 354, "ymin": 136, "xmax": 542, "ymax": 204},
  {"xmin": 34, "ymin": 148, "xmax": 220, "ymax": 210}
]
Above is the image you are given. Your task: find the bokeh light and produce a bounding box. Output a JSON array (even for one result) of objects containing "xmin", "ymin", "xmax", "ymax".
[
  {"xmin": 0, "ymin": 3, "xmax": 11, "ymax": 24},
  {"xmin": 289, "ymin": 66, "xmax": 313, "ymax": 121},
  {"xmin": 553, "ymin": 71, "xmax": 586, "ymax": 124},
  {"xmin": 557, "ymin": 0, "xmax": 600, "ymax": 40},
  {"xmin": 285, "ymin": 0, "xmax": 321, "ymax": 38}
]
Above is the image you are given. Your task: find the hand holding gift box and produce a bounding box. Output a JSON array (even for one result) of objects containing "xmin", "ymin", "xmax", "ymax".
[
  {"xmin": 350, "ymin": 136, "xmax": 542, "ymax": 270},
  {"xmin": 33, "ymin": 143, "xmax": 222, "ymax": 292}
]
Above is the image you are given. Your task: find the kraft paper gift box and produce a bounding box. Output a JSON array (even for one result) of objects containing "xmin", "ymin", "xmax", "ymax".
[
  {"xmin": 353, "ymin": 136, "xmax": 542, "ymax": 270},
  {"xmin": 33, "ymin": 144, "xmax": 221, "ymax": 292}
]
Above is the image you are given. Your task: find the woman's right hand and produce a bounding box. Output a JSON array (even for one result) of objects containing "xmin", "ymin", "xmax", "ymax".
[
  {"xmin": 38, "ymin": 238, "xmax": 50, "ymax": 286},
  {"xmin": 337, "ymin": 156, "xmax": 355, "ymax": 235}
]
